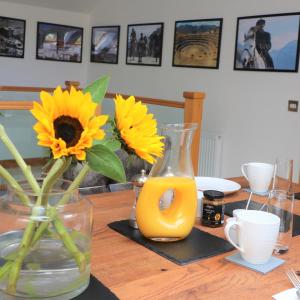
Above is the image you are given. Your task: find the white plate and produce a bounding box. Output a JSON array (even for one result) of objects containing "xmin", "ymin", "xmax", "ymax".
[{"xmin": 195, "ymin": 177, "xmax": 241, "ymax": 195}]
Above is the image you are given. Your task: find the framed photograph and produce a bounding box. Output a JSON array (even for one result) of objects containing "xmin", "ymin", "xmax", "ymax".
[
  {"xmin": 126, "ymin": 22, "xmax": 163, "ymax": 66},
  {"xmin": 0, "ymin": 16, "xmax": 25, "ymax": 58},
  {"xmin": 172, "ymin": 18, "xmax": 223, "ymax": 69},
  {"xmin": 234, "ymin": 12, "xmax": 300, "ymax": 72},
  {"xmin": 91, "ymin": 26, "xmax": 120, "ymax": 64},
  {"xmin": 36, "ymin": 22, "xmax": 83, "ymax": 63}
]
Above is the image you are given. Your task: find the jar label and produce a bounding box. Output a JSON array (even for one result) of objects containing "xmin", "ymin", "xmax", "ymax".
[{"xmin": 202, "ymin": 203, "xmax": 224, "ymax": 226}]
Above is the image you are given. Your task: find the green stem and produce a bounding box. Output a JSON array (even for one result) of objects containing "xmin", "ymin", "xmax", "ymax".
[
  {"xmin": 32, "ymin": 163, "xmax": 89, "ymax": 269},
  {"xmin": 31, "ymin": 206, "xmax": 56, "ymax": 246},
  {"xmin": 3, "ymin": 158, "xmax": 89, "ymax": 292},
  {"xmin": 7, "ymin": 221, "xmax": 35, "ymax": 294},
  {"xmin": 0, "ymin": 261, "xmax": 13, "ymax": 281},
  {"xmin": 6, "ymin": 157, "xmax": 72, "ymax": 293},
  {"xmin": 31, "ymin": 159, "xmax": 84, "ymax": 245},
  {"xmin": 37, "ymin": 157, "xmax": 72, "ymax": 206},
  {"xmin": 58, "ymin": 163, "xmax": 90, "ymax": 205},
  {"xmin": 31, "ymin": 157, "xmax": 72, "ymax": 243},
  {"xmin": 0, "ymin": 165, "xmax": 31, "ymax": 206},
  {"xmin": 53, "ymin": 215, "xmax": 86, "ymax": 272},
  {"xmin": 32, "ymin": 215, "xmax": 88, "ymax": 274},
  {"xmin": 0, "ymin": 124, "xmax": 40, "ymax": 194},
  {"xmin": 32, "ymin": 207, "xmax": 86, "ymax": 271}
]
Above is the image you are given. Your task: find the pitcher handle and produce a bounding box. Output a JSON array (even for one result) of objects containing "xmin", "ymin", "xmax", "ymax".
[
  {"xmin": 224, "ymin": 219, "xmax": 244, "ymax": 253},
  {"xmin": 241, "ymin": 164, "xmax": 248, "ymax": 181}
]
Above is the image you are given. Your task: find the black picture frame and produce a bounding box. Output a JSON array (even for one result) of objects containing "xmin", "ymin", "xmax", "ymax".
[
  {"xmin": 126, "ymin": 22, "xmax": 164, "ymax": 66},
  {"xmin": 91, "ymin": 25, "xmax": 120, "ymax": 64},
  {"xmin": 36, "ymin": 22, "xmax": 83, "ymax": 63},
  {"xmin": 0, "ymin": 16, "xmax": 26, "ymax": 58},
  {"xmin": 234, "ymin": 12, "xmax": 300, "ymax": 72},
  {"xmin": 172, "ymin": 18, "xmax": 223, "ymax": 69}
]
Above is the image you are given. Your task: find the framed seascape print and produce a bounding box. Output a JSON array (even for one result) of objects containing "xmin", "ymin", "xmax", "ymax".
[
  {"xmin": 91, "ymin": 26, "xmax": 120, "ymax": 64},
  {"xmin": 36, "ymin": 22, "xmax": 83, "ymax": 63},
  {"xmin": 0, "ymin": 16, "xmax": 26, "ymax": 58},
  {"xmin": 234, "ymin": 12, "xmax": 300, "ymax": 72},
  {"xmin": 172, "ymin": 18, "xmax": 223, "ymax": 69},
  {"xmin": 126, "ymin": 22, "xmax": 164, "ymax": 66}
]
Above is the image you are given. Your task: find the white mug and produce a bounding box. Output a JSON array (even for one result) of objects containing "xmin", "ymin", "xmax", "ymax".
[
  {"xmin": 241, "ymin": 162, "xmax": 274, "ymax": 193},
  {"xmin": 225, "ymin": 209, "xmax": 280, "ymax": 264}
]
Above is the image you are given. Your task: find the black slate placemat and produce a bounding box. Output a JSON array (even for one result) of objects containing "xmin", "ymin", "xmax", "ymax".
[
  {"xmin": 108, "ymin": 219, "xmax": 234, "ymax": 266},
  {"xmin": 73, "ymin": 274, "xmax": 119, "ymax": 300},
  {"xmin": 225, "ymin": 200, "xmax": 300, "ymax": 237}
]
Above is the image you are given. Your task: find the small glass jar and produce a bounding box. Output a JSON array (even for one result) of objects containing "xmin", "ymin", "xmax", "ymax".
[
  {"xmin": 201, "ymin": 190, "xmax": 225, "ymax": 227},
  {"xmin": 129, "ymin": 170, "xmax": 148, "ymax": 229}
]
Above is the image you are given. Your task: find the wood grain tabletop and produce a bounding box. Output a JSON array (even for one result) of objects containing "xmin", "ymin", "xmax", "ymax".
[{"xmin": 88, "ymin": 179, "xmax": 300, "ymax": 300}]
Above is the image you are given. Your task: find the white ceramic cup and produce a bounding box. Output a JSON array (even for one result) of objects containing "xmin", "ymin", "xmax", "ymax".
[
  {"xmin": 225, "ymin": 209, "xmax": 280, "ymax": 264},
  {"xmin": 241, "ymin": 162, "xmax": 274, "ymax": 193}
]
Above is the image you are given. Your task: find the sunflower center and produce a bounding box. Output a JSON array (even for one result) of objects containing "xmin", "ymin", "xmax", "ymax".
[{"xmin": 54, "ymin": 116, "xmax": 83, "ymax": 147}]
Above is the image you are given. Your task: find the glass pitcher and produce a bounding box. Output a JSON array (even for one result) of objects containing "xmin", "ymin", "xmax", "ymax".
[{"xmin": 136, "ymin": 123, "xmax": 197, "ymax": 241}]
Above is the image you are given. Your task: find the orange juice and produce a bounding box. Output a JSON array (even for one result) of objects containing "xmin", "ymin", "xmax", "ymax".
[{"xmin": 136, "ymin": 177, "xmax": 197, "ymax": 241}]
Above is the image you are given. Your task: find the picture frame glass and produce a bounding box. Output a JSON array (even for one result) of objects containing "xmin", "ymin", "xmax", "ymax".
[
  {"xmin": 234, "ymin": 13, "xmax": 300, "ymax": 72},
  {"xmin": 0, "ymin": 16, "xmax": 25, "ymax": 58},
  {"xmin": 172, "ymin": 19, "xmax": 223, "ymax": 68},
  {"xmin": 36, "ymin": 22, "xmax": 83, "ymax": 63},
  {"xmin": 126, "ymin": 23, "xmax": 163, "ymax": 66},
  {"xmin": 91, "ymin": 26, "xmax": 120, "ymax": 64}
]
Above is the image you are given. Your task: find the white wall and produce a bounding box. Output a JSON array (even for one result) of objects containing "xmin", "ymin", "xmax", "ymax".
[
  {"xmin": 88, "ymin": 0, "xmax": 300, "ymax": 178},
  {"xmin": 0, "ymin": 1, "xmax": 90, "ymax": 87}
]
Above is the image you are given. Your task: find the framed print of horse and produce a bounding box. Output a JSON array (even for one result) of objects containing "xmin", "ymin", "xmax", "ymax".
[
  {"xmin": 91, "ymin": 26, "xmax": 120, "ymax": 64},
  {"xmin": 0, "ymin": 16, "xmax": 26, "ymax": 58},
  {"xmin": 234, "ymin": 12, "xmax": 300, "ymax": 72},
  {"xmin": 172, "ymin": 18, "xmax": 223, "ymax": 69},
  {"xmin": 126, "ymin": 22, "xmax": 164, "ymax": 66}
]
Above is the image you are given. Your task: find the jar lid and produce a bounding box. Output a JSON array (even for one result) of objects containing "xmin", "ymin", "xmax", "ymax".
[{"xmin": 203, "ymin": 190, "xmax": 224, "ymax": 200}]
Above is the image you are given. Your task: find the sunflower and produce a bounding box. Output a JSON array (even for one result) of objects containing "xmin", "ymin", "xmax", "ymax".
[
  {"xmin": 114, "ymin": 94, "xmax": 164, "ymax": 164},
  {"xmin": 31, "ymin": 86, "xmax": 108, "ymax": 160}
]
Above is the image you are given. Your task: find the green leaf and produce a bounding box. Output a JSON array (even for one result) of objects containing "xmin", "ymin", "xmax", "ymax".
[
  {"xmin": 86, "ymin": 144, "xmax": 126, "ymax": 183},
  {"xmin": 93, "ymin": 138, "xmax": 121, "ymax": 151},
  {"xmin": 83, "ymin": 75, "xmax": 110, "ymax": 104}
]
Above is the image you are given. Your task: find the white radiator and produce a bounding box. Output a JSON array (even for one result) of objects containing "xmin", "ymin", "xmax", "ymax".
[{"xmin": 198, "ymin": 132, "xmax": 223, "ymax": 177}]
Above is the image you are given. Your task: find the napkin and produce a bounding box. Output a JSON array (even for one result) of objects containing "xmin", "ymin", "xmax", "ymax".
[{"xmin": 272, "ymin": 288, "xmax": 299, "ymax": 300}]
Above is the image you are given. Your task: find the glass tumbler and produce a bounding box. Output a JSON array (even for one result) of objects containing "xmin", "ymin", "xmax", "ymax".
[{"xmin": 268, "ymin": 189, "xmax": 294, "ymax": 254}]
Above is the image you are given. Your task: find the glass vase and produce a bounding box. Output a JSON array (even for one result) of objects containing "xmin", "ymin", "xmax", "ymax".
[
  {"xmin": 136, "ymin": 123, "xmax": 197, "ymax": 241},
  {"xmin": 0, "ymin": 179, "xmax": 93, "ymax": 299}
]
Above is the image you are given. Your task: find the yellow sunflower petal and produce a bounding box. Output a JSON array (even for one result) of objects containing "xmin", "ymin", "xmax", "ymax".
[
  {"xmin": 40, "ymin": 91, "xmax": 54, "ymax": 117},
  {"xmin": 114, "ymin": 95, "xmax": 164, "ymax": 164},
  {"xmin": 31, "ymin": 86, "xmax": 107, "ymax": 159}
]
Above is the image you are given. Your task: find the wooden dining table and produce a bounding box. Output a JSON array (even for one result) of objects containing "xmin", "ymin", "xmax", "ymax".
[{"xmin": 88, "ymin": 177, "xmax": 300, "ymax": 300}]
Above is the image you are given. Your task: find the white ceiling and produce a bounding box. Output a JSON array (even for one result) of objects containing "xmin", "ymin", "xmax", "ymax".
[{"xmin": 3, "ymin": 0, "xmax": 99, "ymax": 13}]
